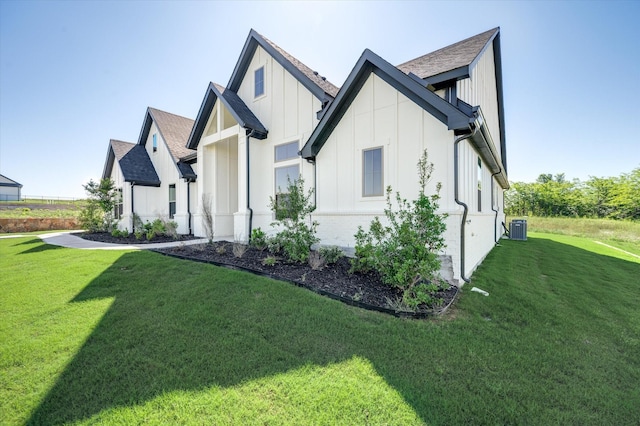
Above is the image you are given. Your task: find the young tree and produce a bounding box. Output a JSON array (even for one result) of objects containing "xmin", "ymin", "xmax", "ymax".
[{"xmin": 79, "ymin": 178, "xmax": 119, "ymax": 232}]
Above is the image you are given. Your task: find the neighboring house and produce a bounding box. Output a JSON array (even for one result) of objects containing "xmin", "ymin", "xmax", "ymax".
[
  {"xmin": 102, "ymin": 107, "xmax": 196, "ymax": 234},
  {"xmin": 102, "ymin": 28, "xmax": 508, "ymax": 283},
  {"xmin": 0, "ymin": 174, "xmax": 23, "ymax": 201}
]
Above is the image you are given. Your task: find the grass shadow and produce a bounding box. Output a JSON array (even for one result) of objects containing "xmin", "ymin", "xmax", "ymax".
[{"xmin": 25, "ymin": 236, "xmax": 640, "ymax": 424}]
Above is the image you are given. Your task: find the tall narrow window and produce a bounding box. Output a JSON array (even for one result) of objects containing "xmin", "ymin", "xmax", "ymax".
[
  {"xmin": 477, "ymin": 157, "xmax": 482, "ymax": 212},
  {"xmin": 254, "ymin": 66, "xmax": 265, "ymax": 98},
  {"xmin": 114, "ymin": 188, "xmax": 123, "ymax": 219},
  {"xmin": 363, "ymin": 147, "xmax": 383, "ymax": 197},
  {"xmin": 169, "ymin": 184, "xmax": 176, "ymax": 219},
  {"xmin": 274, "ymin": 165, "xmax": 300, "ymax": 220},
  {"xmin": 152, "ymin": 133, "xmax": 157, "ymax": 152}
]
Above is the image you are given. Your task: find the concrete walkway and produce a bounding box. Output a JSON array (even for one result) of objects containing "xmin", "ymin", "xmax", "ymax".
[{"xmin": 1, "ymin": 231, "xmax": 210, "ymax": 250}]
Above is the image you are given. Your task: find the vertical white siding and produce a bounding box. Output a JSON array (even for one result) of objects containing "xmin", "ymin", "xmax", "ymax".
[{"xmin": 457, "ymin": 43, "xmax": 502, "ymax": 166}]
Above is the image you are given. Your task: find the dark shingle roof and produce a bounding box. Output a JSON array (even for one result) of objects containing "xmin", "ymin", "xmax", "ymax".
[
  {"xmin": 259, "ymin": 33, "xmax": 340, "ymax": 98},
  {"xmin": 186, "ymin": 82, "xmax": 268, "ymax": 149},
  {"xmin": 104, "ymin": 139, "xmax": 160, "ymax": 186},
  {"xmin": 397, "ymin": 28, "xmax": 499, "ymax": 82},
  {"xmin": 227, "ymin": 29, "xmax": 339, "ymax": 102},
  {"xmin": 148, "ymin": 108, "xmax": 196, "ymax": 161}
]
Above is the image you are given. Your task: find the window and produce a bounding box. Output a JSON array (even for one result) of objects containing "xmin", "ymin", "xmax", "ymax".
[
  {"xmin": 113, "ymin": 188, "xmax": 123, "ymax": 220},
  {"xmin": 363, "ymin": 147, "xmax": 383, "ymax": 197},
  {"xmin": 274, "ymin": 165, "xmax": 300, "ymax": 220},
  {"xmin": 275, "ymin": 141, "xmax": 299, "ymax": 162},
  {"xmin": 152, "ymin": 133, "xmax": 157, "ymax": 152},
  {"xmin": 477, "ymin": 158, "xmax": 482, "ymax": 212},
  {"xmin": 254, "ymin": 66, "xmax": 264, "ymax": 98},
  {"xmin": 169, "ymin": 184, "xmax": 176, "ymax": 219}
]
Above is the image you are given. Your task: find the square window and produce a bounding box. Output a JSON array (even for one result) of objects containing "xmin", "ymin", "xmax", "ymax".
[
  {"xmin": 363, "ymin": 148, "xmax": 383, "ymax": 197},
  {"xmin": 255, "ymin": 66, "xmax": 264, "ymax": 98},
  {"xmin": 275, "ymin": 141, "xmax": 299, "ymax": 162}
]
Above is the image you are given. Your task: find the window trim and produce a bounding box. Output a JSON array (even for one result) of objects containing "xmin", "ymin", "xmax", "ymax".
[
  {"xmin": 254, "ymin": 66, "xmax": 265, "ymax": 98},
  {"xmin": 169, "ymin": 184, "xmax": 176, "ymax": 219},
  {"xmin": 362, "ymin": 147, "xmax": 384, "ymax": 197}
]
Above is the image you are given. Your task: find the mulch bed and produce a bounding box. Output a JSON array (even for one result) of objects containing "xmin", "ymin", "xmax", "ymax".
[
  {"xmin": 79, "ymin": 233, "xmax": 458, "ymax": 318},
  {"xmin": 80, "ymin": 232, "xmax": 200, "ymax": 245}
]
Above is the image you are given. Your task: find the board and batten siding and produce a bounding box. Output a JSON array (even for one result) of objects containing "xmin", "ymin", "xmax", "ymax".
[
  {"xmin": 233, "ymin": 45, "xmax": 323, "ymax": 239},
  {"xmin": 457, "ymin": 43, "xmax": 502, "ymax": 165}
]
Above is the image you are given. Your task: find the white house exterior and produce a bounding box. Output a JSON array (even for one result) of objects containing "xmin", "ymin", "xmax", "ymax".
[
  {"xmin": 102, "ymin": 108, "xmax": 197, "ymax": 234},
  {"xmin": 102, "ymin": 28, "xmax": 508, "ymax": 284},
  {"xmin": 0, "ymin": 174, "xmax": 23, "ymax": 201}
]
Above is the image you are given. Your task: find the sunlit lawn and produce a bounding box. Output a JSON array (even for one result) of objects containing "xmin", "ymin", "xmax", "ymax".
[{"xmin": 1, "ymin": 233, "xmax": 639, "ymax": 425}]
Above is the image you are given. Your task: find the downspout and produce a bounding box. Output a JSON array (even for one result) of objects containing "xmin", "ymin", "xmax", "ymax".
[
  {"xmin": 186, "ymin": 180, "xmax": 192, "ymax": 235},
  {"xmin": 130, "ymin": 182, "xmax": 135, "ymax": 232},
  {"xmin": 246, "ymin": 131, "xmax": 254, "ymax": 243},
  {"xmin": 490, "ymin": 167, "xmax": 502, "ymax": 244},
  {"xmin": 454, "ymin": 132, "xmax": 474, "ymax": 284}
]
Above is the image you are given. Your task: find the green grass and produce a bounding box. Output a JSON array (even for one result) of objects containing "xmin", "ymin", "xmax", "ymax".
[
  {"xmin": 1, "ymin": 234, "xmax": 639, "ymax": 425},
  {"xmin": 516, "ymin": 216, "xmax": 640, "ymax": 244},
  {"xmin": 0, "ymin": 208, "xmax": 81, "ymax": 219}
]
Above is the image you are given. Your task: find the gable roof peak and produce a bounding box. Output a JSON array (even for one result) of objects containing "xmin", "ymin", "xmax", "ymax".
[
  {"xmin": 228, "ymin": 29, "xmax": 339, "ymax": 100},
  {"xmin": 397, "ymin": 27, "xmax": 499, "ymax": 83}
]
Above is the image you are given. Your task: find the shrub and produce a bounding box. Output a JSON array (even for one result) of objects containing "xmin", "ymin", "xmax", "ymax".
[
  {"xmin": 268, "ymin": 176, "xmax": 319, "ymax": 263},
  {"xmin": 79, "ymin": 178, "xmax": 119, "ymax": 232},
  {"xmin": 319, "ymin": 246, "xmax": 344, "ymax": 264},
  {"xmin": 351, "ymin": 149, "xmax": 448, "ymax": 309},
  {"xmin": 250, "ymin": 228, "xmax": 268, "ymax": 251},
  {"xmin": 232, "ymin": 242, "xmax": 248, "ymax": 258},
  {"xmin": 262, "ymin": 256, "xmax": 277, "ymax": 266}
]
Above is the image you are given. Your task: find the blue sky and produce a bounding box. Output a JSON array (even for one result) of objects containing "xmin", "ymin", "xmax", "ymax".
[{"xmin": 1, "ymin": 0, "xmax": 638, "ymax": 198}]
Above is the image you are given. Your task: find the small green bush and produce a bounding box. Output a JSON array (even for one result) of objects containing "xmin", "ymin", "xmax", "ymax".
[
  {"xmin": 250, "ymin": 228, "xmax": 268, "ymax": 251},
  {"xmin": 268, "ymin": 176, "xmax": 319, "ymax": 263},
  {"xmin": 351, "ymin": 149, "xmax": 448, "ymax": 309},
  {"xmin": 319, "ymin": 246, "xmax": 344, "ymax": 264}
]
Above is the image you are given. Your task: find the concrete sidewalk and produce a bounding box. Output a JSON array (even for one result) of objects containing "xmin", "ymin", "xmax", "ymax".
[{"xmin": 1, "ymin": 231, "xmax": 210, "ymax": 250}]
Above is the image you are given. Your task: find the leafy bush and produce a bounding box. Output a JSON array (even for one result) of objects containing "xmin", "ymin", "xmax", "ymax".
[
  {"xmin": 268, "ymin": 176, "xmax": 319, "ymax": 263},
  {"xmin": 351, "ymin": 149, "xmax": 448, "ymax": 309},
  {"xmin": 319, "ymin": 246, "xmax": 344, "ymax": 264},
  {"xmin": 250, "ymin": 228, "xmax": 268, "ymax": 251}
]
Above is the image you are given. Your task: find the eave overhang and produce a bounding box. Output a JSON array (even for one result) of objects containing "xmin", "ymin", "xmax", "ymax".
[
  {"xmin": 227, "ymin": 29, "xmax": 335, "ymax": 103},
  {"xmin": 301, "ymin": 49, "xmax": 474, "ymax": 159},
  {"xmin": 186, "ymin": 82, "xmax": 268, "ymax": 150}
]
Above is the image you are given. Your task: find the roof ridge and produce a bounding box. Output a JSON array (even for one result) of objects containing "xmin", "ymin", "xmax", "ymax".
[
  {"xmin": 397, "ymin": 27, "xmax": 499, "ymax": 69},
  {"xmin": 147, "ymin": 106, "xmax": 195, "ymax": 123}
]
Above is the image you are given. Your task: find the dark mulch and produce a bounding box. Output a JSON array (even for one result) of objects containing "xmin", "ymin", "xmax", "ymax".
[
  {"xmin": 79, "ymin": 233, "xmax": 458, "ymax": 317},
  {"xmin": 156, "ymin": 241, "xmax": 458, "ymax": 318},
  {"xmin": 80, "ymin": 232, "xmax": 200, "ymax": 245}
]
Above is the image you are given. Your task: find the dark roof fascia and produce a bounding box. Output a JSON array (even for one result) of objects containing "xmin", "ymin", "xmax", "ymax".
[
  {"xmin": 470, "ymin": 110, "xmax": 509, "ymax": 188},
  {"xmin": 102, "ymin": 144, "xmax": 116, "ymax": 180},
  {"xmin": 181, "ymin": 152, "xmax": 198, "ymax": 164},
  {"xmin": 301, "ymin": 49, "xmax": 473, "ymax": 159},
  {"xmin": 493, "ymin": 32, "xmax": 507, "ymax": 174},
  {"xmin": 186, "ymin": 83, "xmax": 268, "ymax": 150},
  {"xmin": 227, "ymin": 29, "xmax": 333, "ymax": 103}
]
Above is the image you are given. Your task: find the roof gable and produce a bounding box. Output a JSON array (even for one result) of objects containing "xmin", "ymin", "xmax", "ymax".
[
  {"xmin": 397, "ymin": 27, "xmax": 499, "ymax": 86},
  {"xmin": 102, "ymin": 139, "xmax": 160, "ymax": 186},
  {"xmin": 0, "ymin": 174, "xmax": 22, "ymax": 188},
  {"xmin": 300, "ymin": 49, "xmax": 474, "ymax": 159},
  {"xmin": 227, "ymin": 29, "xmax": 339, "ymax": 102},
  {"xmin": 137, "ymin": 107, "xmax": 196, "ymax": 180},
  {"xmin": 186, "ymin": 82, "xmax": 268, "ymax": 150}
]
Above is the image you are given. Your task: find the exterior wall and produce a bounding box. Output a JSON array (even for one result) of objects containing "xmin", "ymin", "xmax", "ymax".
[
  {"xmin": 457, "ymin": 43, "xmax": 503, "ymax": 167},
  {"xmin": 141, "ymin": 122, "xmax": 192, "ymax": 234},
  {"xmin": 313, "ymin": 72, "xmax": 503, "ymax": 283},
  {"xmin": 0, "ymin": 186, "xmax": 21, "ymax": 201},
  {"xmin": 109, "ymin": 160, "xmax": 132, "ymax": 232},
  {"xmin": 232, "ymin": 45, "xmax": 322, "ymax": 241}
]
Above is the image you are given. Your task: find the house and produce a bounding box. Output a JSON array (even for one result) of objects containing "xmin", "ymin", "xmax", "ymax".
[
  {"xmin": 0, "ymin": 174, "xmax": 23, "ymax": 201},
  {"xmin": 102, "ymin": 107, "xmax": 196, "ymax": 234},
  {"xmin": 102, "ymin": 27, "xmax": 508, "ymax": 283}
]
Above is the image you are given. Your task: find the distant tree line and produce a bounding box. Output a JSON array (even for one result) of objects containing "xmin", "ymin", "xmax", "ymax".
[{"xmin": 505, "ymin": 168, "xmax": 640, "ymax": 221}]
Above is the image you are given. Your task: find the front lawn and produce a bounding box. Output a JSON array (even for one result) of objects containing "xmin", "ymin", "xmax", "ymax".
[{"xmin": 1, "ymin": 234, "xmax": 638, "ymax": 424}]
